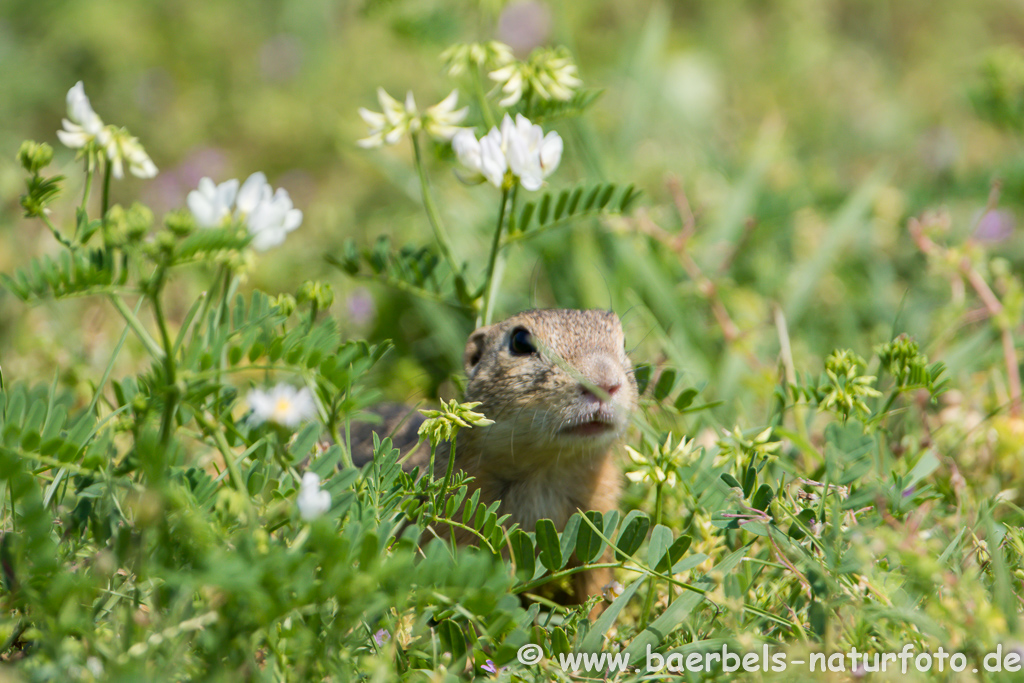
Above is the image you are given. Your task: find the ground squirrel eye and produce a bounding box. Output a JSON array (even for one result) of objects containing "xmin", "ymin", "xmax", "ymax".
[{"xmin": 508, "ymin": 327, "xmax": 536, "ymax": 356}]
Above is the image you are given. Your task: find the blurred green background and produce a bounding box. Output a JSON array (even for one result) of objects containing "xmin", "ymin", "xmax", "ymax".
[{"xmin": 3, "ymin": 0, "xmax": 1024, "ymax": 423}]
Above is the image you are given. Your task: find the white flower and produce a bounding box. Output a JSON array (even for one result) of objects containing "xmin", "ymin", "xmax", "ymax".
[
  {"xmin": 186, "ymin": 172, "xmax": 303, "ymax": 250},
  {"xmin": 56, "ymin": 82, "xmax": 108, "ymax": 149},
  {"xmin": 358, "ymin": 88, "xmax": 467, "ymax": 148},
  {"xmin": 602, "ymin": 580, "xmax": 624, "ymax": 601},
  {"xmin": 453, "ymin": 114, "xmax": 561, "ymax": 191},
  {"xmin": 246, "ymin": 186, "xmax": 303, "ymax": 251},
  {"xmin": 422, "ymin": 90, "xmax": 469, "ymax": 141},
  {"xmin": 441, "ymin": 41, "xmax": 514, "ymax": 78},
  {"xmin": 56, "ymin": 82, "xmax": 157, "ymax": 178},
  {"xmin": 505, "ymin": 114, "xmax": 562, "ymax": 191},
  {"xmin": 247, "ymin": 384, "xmax": 316, "ymax": 428},
  {"xmin": 358, "ymin": 88, "xmax": 417, "ymax": 148},
  {"xmin": 105, "ymin": 129, "xmax": 158, "ymax": 179},
  {"xmin": 489, "ymin": 63, "xmax": 526, "ymax": 108},
  {"xmin": 297, "ymin": 471, "xmax": 331, "ymax": 521},
  {"xmin": 236, "ymin": 171, "xmax": 270, "ymax": 215},
  {"xmin": 488, "ymin": 48, "xmax": 582, "ymax": 108},
  {"xmin": 187, "ymin": 177, "xmax": 239, "ymax": 227},
  {"xmin": 86, "ymin": 657, "xmax": 104, "ymax": 677},
  {"xmin": 452, "ymin": 126, "xmax": 507, "ymax": 188}
]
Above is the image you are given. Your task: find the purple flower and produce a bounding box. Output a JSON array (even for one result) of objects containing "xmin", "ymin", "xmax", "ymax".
[
  {"xmin": 482, "ymin": 659, "xmax": 508, "ymax": 675},
  {"xmin": 373, "ymin": 629, "xmax": 391, "ymax": 646},
  {"xmin": 974, "ymin": 209, "xmax": 1015, "ymax": 243},
  {"xmin": 346, "ymin": 288, "xmax": 376, "ymax": 325}
]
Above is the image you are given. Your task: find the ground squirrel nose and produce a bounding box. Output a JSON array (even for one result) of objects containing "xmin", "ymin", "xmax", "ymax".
[{"xmin": 581, "ymin": 380, "xmax": 621, "ymax": 403}]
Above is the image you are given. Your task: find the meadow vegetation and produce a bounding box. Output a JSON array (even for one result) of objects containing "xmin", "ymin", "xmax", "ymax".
[{"xmin": 3, "ymin": 1, "xmax": 1024, "ymax": 680}]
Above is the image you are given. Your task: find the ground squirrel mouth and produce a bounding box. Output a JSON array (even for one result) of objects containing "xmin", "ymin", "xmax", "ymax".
[{"xmin": 561, "ymin": 419, "xmax": 617, "ymax": 437}]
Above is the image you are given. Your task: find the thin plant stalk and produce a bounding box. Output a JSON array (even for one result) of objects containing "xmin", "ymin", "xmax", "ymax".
[
  {"xmin": 411, "ymin": 133, "xmax": 462, "ymax": 282},
  {"xmin": 639, "ymin": 479, "xmax": 665, "ymax": 630},
  {"xmin": 480, "ymin": 187, "xmax": 510, "ymax": 326},
  {"xmin": 150, "ymin": 268, "xmax": 178, "ymax": 446}
]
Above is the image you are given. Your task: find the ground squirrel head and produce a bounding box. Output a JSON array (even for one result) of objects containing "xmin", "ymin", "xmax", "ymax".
[{"xmin": 461, "ymin": 309, "xmax": 637, "ymax": 466}]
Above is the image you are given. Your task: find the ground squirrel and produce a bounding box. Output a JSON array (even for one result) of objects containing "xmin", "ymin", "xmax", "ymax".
[{"xmin": 351, "ymin": 309, "xmax": 638, "ymax": 607}]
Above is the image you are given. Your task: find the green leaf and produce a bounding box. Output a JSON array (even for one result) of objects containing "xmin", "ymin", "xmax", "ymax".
[
  {"xmin": 518, "ymin": 202, "xmax": 535, "ymax": 233},
  {"xmin": 535, "ymin": 519, "xmax": 562, "ymax": 572},
  {"xmin": 509, "ymin": 529, "xmax": 535, "ymax": 581},
  {"xmin": 614, "ymin": 510, "xmax": 650, "ymax": 560},
  {"xmin": 673, "ymin": 387, "xmax": 698, "ymax": 411},
  {"xmin": 653, "ymin": 369, "xmax": 676, "ymax": 401},
  {"xmin": 655, "ymin": 535, "xmax": 692, "ymax": 574},
  {"xmin": 436, "ymin": 619, "xmax": 467, "ymax": 662},
  {"xmin": 751, "ymin": 484, "xmax": 774, "ymax": 512},
  {"xmin": 742, "ymin": 466, "xmax": 757, "ymax": 498},
  {"xmin": 647, "ymin": 524, "xmax": 672, "ymax": 568},
  {"xmin": 721, "ymin": 473, "xmax": 741, "ymax": 490},
  {"xmin": 559, "ymin": 513, "xmax": 581, "ymax": 564},
  {"xmin": 619, "ymin": 183, "xmax": 640, "ymax": 212},
  {"xmin": 537, "ymin": 193, "xmax": 552, "ymax": 225},
  {"xmin": 575, "ymin": 511, "xmax": 605, "ymax": 564},
  {"xmin": 633, "ymin": 363, "xmax": 653, "ymax": 394},
  {"xmin": 553, "ymin": 190, "xmax": 570, "ymax": 221}
]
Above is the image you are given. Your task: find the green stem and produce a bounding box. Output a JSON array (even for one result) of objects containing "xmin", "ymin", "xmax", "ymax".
[
  {"xmin": 193, "ymin": 412, "xmax": 255, "ymax": 522},
  {"xmin": 473, "ymin": 67, "xmax": 496, "ymax": 129},
  {"xmin": 40, "ymin": 213, "xmax": 73, "ymax": 249},
  {"xmin": 101, "ymin": 159, "xmax": 112, "ymax": 224},
  {"xmin": 435, "ymin": 434, "xmax": 458, "ymax": 513},
  {"xmin": 80, "ymin": 165, "xmax": 94, "ymax": 215},
  {"xmin": 480, "ymin": 188, "xmax": 510, "ymax": 326},
  {"xmin": 150, "ymin": 268, "xmax": 178, "ymax": 445},
  {"xmin": 192, "ymin": 264, "xmax": 228, "ymax": 345},
  {"xmin": 411, "ymin": 133, "xmax": 462, "ymax": 281},
  {"xmin": 639, "ymin": 481, "xmax": 665, "ymax": 630},
  {"xmin": 87, "ymin": 297, "xmax": 141, "ymax": 416},
  {"xmin": 107, "ymin": 294, "xmax": 164, "ymax": 359},
  {"xmin": 307, "ymin": 301, "xmax": 318, "ymax": 334}
]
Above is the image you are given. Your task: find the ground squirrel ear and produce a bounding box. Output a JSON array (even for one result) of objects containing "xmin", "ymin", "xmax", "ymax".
[{"xmin": 464, "ymin": 327, "xmax": 490, "ymax": 377}]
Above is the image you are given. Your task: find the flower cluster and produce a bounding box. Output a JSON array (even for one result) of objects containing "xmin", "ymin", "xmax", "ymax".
[
  {"xmin": 488, "ymin": 47, "xmax": 582, "ymax": 108},
  {"xmin": 417, "ymin": 398, "xmax": 494, "ymax": 448},
  {"xmin": 57, "ymin": 82, "xmax": 157, "ymax": 179},
  {"xmin": 821, "ymin": 349, "xmax": 882, "ymax": 419},
  {"xmin": 452, "ymin": 114, "xmax": 562, "ymax": 191},
  {"xmin": 187, "ymin": 172, "xmax": 303, "ymax": 251},
  {"xmin": 440, "ymin": 41, "xmax": 514, "ymax": 77},
  {"xmin": 357, "ymin": 88, "xmax": 468, "ymax": 148},
  {"xmin": 246, "ymin": 383, "xmax": 316, "ymax": 428},
  {"xmin": 625, "ymin": 434, "xmax": 700, "ymax": 487}
]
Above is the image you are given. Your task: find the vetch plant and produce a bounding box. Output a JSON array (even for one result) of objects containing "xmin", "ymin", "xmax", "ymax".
[
  {"xmin": 357, "ymin": 88, "xmax": 469, "ymax": 148},
  {"xmin": 6, "ymin": 19, "xmax": 1014, "ymax": 683},
  {"xmin": 58, "ymin": 81, "xmax": 157, "ymax": 179},
  {"xmin": 487, "ymin": 46, "xmax": 582, "ymax": 108},
  {"xmin": 452, "ymin": 113, "xmax": 562, "ymax": 191},
  {"xmin": 346, "ymin": 43, "xmax": 637, "ymax": 328},
  {"xmin": 187, "ymin": 171, "xmax": 303, "ymax": 251}
]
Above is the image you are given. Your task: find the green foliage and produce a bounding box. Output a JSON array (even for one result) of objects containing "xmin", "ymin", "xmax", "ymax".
[
  {"xmin": 511, "ymin": 182, "xmax": 639, "ymax": 237},
  {"xmin": 5, "ymin": 3, "xmax": 1024, "ymax": 681}
]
